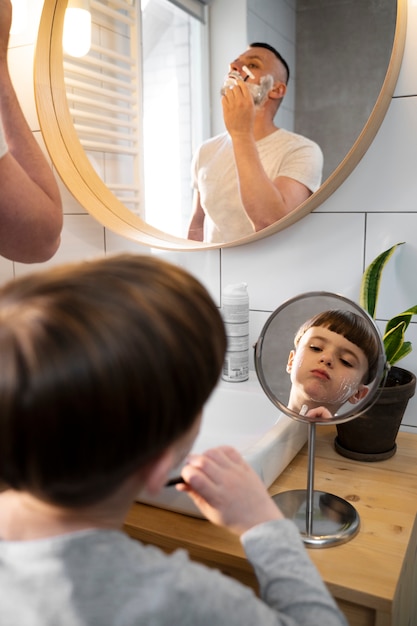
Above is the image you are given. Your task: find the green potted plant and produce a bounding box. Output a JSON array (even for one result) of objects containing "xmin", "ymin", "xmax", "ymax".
[{"xmin": 335, "ymin": 242, "xmax": 417, "ymax": 461}]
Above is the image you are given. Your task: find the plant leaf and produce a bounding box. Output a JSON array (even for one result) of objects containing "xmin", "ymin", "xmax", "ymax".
[
  {"xmin": 384, "ymin": 306, "xmax": 417, "ymax": 336},
  {"xmin": 383, "ymin": 321, "xmax": 406, "ymax": 364},
  {"xmin": 390, "ymin": 341, "xmax": 412, "ymax": 366},
  {"xmin": 360, "ymin": 242, "xmax": 404, "ymax": 318}
]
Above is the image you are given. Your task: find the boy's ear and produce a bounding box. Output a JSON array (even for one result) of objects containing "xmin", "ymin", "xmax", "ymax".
[
  {"xmin": 141, "ymin": 448, "xmax": 176, "ymax": 495},
  {"xmin": 347, "ymin": 385, "xmax": 369, "ymax": 405},
  {"xmin": 286, "ymin": 349, "xmax": 295, "ymax": 373}
]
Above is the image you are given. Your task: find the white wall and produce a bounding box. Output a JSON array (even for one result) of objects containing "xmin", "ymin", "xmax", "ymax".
[
  {"xmin": 247, "ymin": 0, "xmax": 296, "ymax": 131},
  {"xmin": 210, "ymin": 0, "xmax": 295, "ymax": 135},
  {"xmin": 208, "ymin": 0, "xmax": 247, "ymax": 136},
  {"xmin": 7, "ymin": 0, "xmax": 417, "ymax": 431}
]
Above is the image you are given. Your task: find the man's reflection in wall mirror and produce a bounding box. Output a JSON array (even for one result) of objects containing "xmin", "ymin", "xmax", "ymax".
[
  {"xmin": 63, "ymin": 0, "xmax": 397, "ymax": 243},
  {"xmin": 187, "ymin": 42, "xmax": 323, "ymax": 244},
  {"xmin": 143, "ymin": 0, "xmax": 395, "ymax": 242}
]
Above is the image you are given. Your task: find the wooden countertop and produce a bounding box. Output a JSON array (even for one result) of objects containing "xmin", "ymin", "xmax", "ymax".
[{"xmin": 124, "ymin": 426, "xmax": 417, "ymax": 626}]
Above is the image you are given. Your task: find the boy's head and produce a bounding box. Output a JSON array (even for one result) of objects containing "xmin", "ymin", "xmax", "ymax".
[
  {"xmin": 287, "ymin": 310, "xmax": 379, "ymax": 413},
  {"xmin": 0, "ymin": 254, "xmax": 226, "ymax": 508}
]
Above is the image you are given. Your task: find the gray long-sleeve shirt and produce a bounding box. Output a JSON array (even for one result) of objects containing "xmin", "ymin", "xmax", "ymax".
[{"xmin": 0, "ymin": 519, "xmax": 347, "ymax": 625}]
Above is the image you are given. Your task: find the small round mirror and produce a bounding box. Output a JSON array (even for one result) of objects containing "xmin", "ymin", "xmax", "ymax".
[
  {"xmin": 254, "ymin": 292, "xmax": 387, "ymax": 425},
  {"xmin": 254, "ymin": 292, "xmax": 388, "ymax": 547}
]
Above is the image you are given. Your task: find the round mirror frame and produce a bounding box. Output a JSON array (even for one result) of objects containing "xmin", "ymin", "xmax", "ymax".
[{"xmin": 34, "ymin": 0, "xmax": 407, "ymax": 251}]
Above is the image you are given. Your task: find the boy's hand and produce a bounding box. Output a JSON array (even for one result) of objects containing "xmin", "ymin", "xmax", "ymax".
[
  {"xmin": 177, "ymin": 446, "xmax": 283, "ymax": 536},
  {"xmin": 305, "ymin": 406, "xmax": 333, "ymax": 420}
]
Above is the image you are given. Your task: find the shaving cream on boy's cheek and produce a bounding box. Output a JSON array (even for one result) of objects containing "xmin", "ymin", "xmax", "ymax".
[{"xmin": 290, "ymin": 352, "xmax": 362, "ymax": 406}]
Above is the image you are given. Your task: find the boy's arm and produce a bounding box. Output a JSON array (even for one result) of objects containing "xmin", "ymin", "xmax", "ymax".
[{"xmin": 178, "ymin": 446, "xmax": 347, "ymax": 625}]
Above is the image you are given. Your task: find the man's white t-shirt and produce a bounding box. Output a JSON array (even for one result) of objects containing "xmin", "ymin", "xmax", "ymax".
[{"xmin": 192, "ymin": 128, "xmax": 323, "ymax": 243}]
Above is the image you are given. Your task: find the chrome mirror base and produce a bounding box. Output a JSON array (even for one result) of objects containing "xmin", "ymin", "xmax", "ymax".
[{"xmin": 273, "ymin": 489, "xmax": 360, "ymax": 548}]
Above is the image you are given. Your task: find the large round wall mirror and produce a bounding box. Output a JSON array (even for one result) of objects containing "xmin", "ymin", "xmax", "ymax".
[
  {"xmin": 254, "ymin": 292, "xmax": 387, "ymax": 547},
  {"xmin": 34, "ymin": 0, "xmax": 406, "ymax": 250}
]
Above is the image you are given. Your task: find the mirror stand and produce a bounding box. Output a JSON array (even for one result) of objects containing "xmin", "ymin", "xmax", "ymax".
[
  {"xmin": 273, "ymin": 422, "xmax": 360, "ymax": 548},
  {"xmin": 255, "ymin": 292, "xmax": 387, "ymax": 548}
]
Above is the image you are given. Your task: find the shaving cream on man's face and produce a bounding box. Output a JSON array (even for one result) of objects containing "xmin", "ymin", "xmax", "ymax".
[
  {"xmin": 249, "ymin": 75, "xmax": 274, "ymax": 105},
  {"xmin": 220, "ymin": 72, "xmax": 274, "ymax": 106}
]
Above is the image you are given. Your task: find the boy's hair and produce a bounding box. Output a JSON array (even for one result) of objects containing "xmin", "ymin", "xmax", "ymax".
[
  {"xmin": 0, "ymin": 254, "xmax": 226, "ymax": 507},
  {"xmin": 294, "ymin": 309, "xmax": 379, "ymax": 385},
  {"xmin": 249, "ymin": 42, "xmax": 290, "ymax": 83}
]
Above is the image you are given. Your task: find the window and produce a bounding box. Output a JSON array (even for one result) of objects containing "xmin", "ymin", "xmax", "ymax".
[
  {"xmin": 63, "ymin": 0, "xmax": 209, "ymax": 237},
  {"xmin": 141, "ymin": 0, "xmax": 209, "ymax": 236}
]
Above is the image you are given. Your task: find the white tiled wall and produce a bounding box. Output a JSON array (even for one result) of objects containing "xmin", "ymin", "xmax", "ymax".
[
  {"xmin": 7, "ymin": 1, "xmax": 417, "ymax": 430},
  {"xmin": 247, "ymin": 0, "xmax": 296, "ymax": 130}
]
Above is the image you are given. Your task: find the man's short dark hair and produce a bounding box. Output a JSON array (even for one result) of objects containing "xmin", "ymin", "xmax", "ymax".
[{"xmin": 249, "ymin": 42, "xmax": 290, "ymax": 84}]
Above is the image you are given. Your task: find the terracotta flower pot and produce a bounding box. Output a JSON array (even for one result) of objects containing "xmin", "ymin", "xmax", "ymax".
[{"xmin": 335, "ymin": 366, "xmax": 416, "ymax": 461}]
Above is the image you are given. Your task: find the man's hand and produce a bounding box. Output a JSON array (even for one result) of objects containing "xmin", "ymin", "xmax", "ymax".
[{"xmin": 221, "ymin": 81, "xmax": 256, "ymax": 137}]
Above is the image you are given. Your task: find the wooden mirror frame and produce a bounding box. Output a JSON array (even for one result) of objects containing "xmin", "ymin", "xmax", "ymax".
[{"xmin": 34, "ymin": 0, "xmax": 407, "ymax": 251}]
